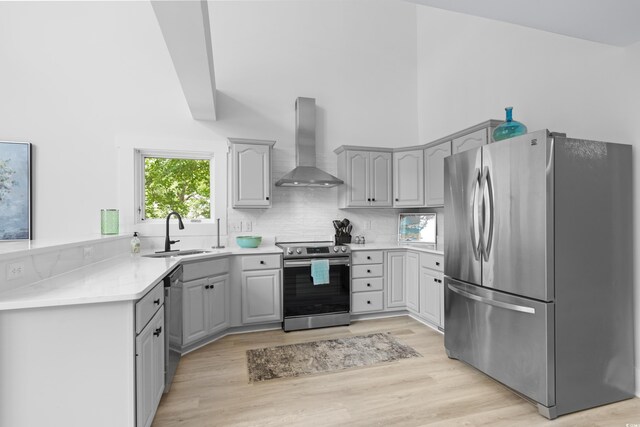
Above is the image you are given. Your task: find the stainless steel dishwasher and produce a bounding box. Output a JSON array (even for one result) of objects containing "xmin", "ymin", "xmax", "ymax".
[{"xmin": 163, "ymin": 265, "xmax": 183, "ymax": 392}]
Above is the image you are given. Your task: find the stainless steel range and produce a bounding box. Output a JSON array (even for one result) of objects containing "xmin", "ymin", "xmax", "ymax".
[{"xmin": 277, "ymin": 241, "xmax": 351, "ymax": 332}]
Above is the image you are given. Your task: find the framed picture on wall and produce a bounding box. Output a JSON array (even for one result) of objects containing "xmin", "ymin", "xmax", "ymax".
[{"xmin": 0, "ymin": 141, "xmax": 31, "ymax": 240}]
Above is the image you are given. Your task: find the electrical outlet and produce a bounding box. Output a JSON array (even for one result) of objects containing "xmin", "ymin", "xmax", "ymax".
[
  {"xmin": 7, "ymin": 262, "xmax": 25, "ymax": 280},
  {"xmin": 364, "ymin": 220, "xmax": 371, "ymax": 230},
  {"xmin": 243, "ymin": 221, "xmax": 252, "ymax": 232},
  {"xmin": 230, "ymin": 221, "xmax": 242, "ymax": 232},
  {"xmin": 83, "ymin": 246, "xmax": 94, "ymax": 259}
]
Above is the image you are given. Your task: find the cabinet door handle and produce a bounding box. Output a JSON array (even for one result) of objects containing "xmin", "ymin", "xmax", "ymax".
[
  {"xmin": 372, "ymin": 198, "xmax": 376, "ymax": 202},
  {"xmin": 367, "ymin": 283, "xmax": 371, "ymax": 287},
  {"xmin": 260, "ymin": 260, "xmax": 265, "ymax": 265},
  {"xmin": 367, "ymin": 300, "xmax": 371, "ymax": 304},
  {"xmin": 153, "ymin": 298, "xmax": 160, "ymax": 305},
  {"xmin": 210, "ymin": 284, "xmax": 215, "ymax": 289},
  {"xmin": 436, "ymin": 261, "xmax": 440, "ymax": 266},
  {"xmin": 366, "ymin": 256, "xmax": 371, "ymax": 260},
  {"xmin": 266, "ymin": 196, "xmax": 270, "ymax": 201},
  {"xmin": 434, "ymin": 278, "xmax": 438, "ymax": 283},
  {"xmin": 367, "ymin": 198, "xmax": 371, "ymax": 202},
  {"xmin": 395, "ymin": 198, "xmax": 399, "ymax": 202},
  {"xmin": 153, "ymin": 327, "xmax": 162, "ymax": 337},
  {"xmin": 205, "ymin": 285, "xmax": 210, "ymax": 289},
  {"xmin": 367, "ymin": 269, "xmax": 371, "ymax": 273}
]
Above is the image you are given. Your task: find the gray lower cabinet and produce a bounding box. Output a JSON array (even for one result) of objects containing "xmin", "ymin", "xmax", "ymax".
[
  {"xmin": 405, "ymin": 251, "xmax": 419, "ymax": 312},
  {"xmin": 351, "ymin": 250, "xmax": 385, "ymax": 313},
  {"xmin": 182, "ymin": 275, "xmax": 229, "ymax": 346},
  {"xmin": 386, "ymin": 252, "xmax": 406, "ymax": 309},
  {"xmin": 418, "ymin": 252, "xmax": 444, "ymax": 328},
  {"xmin": 241, "ymin": 269, "xmax": 282, "ymax": 324},
  {"xmin": 135, "ymin": 284, "xmax": 165, "ymax": 427}
]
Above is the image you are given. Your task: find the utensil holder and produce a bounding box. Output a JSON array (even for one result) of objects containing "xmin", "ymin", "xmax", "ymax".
[{"xmin": 335, "ymin": 235, "xmax": 352, "ymax": 245}]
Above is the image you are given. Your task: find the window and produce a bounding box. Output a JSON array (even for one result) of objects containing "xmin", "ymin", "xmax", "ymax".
[{"xmin": 135, "ymin": 150, "xmax": 214, "ymax": 222}]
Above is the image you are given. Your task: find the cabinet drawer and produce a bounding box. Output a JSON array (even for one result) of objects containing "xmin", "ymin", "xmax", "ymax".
[
  {"xmin": 241, "ymin": 254, "xmax": 282, "ymax": 271},
  {"xmin": 182, "ymin": 257, "xmax": 229, "ymax": 282},
  {"xmin": 352, "ymin": 277, "xmax": 383, "ymax": 292},
  {"xmin": 136, "ymin": 282, "xmax": 164, "ymax": 334},
  {"xmin": 352, "ymin": 264, "xmax": 383, "ymax": 278},
  {"xmin": 352, "ymin": 291, "xmax": 384, "ymax": 313},
  {"xmin": 352, "ymin": 251, "xmax": 384, "ymax": 265},
  {"xmin": 420, "ymin": 252, "xmax": 443, "ymax": 273}
]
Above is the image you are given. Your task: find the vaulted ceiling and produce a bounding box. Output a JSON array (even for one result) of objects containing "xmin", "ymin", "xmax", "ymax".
[{"xmin": 407, "ymin": 0, "xmax": 640, "ymax": 46}]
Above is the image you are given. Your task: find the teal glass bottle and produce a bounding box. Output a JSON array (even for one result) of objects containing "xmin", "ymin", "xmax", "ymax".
[{"xmin": 493, "ymin": 107, "xmax": 527, "ymax": 141}]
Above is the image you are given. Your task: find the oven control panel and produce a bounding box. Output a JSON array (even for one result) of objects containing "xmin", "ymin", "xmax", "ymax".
[{"xmin": 281, "ymin": 244, "xmax": 351, "ymax": 259}]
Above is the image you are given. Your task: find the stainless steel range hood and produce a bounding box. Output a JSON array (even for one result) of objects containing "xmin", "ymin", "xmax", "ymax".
[{"xmin": 275, "ymin": 97, "xmax": 344, "ymax": 187}]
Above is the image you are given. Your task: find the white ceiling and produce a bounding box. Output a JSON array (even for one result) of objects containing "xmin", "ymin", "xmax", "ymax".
[{"xmin": 407, "ymin": 0, "xmax": 640, "ymax": 46}]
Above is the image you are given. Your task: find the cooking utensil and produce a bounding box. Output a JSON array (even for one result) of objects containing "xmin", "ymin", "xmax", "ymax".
[
  {"xmin": 346, "ymin": 224, "xmax": 352, "ymax": 235},
  {"xmin": 342, "ymin": 218, "xmax": 350, "ymax": 228}
]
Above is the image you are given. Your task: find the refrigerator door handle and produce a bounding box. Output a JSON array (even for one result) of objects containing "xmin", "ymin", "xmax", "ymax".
[
  {"xmin": 448, "ymin": 282, "xmax": 536, "ymax": 314},
  {"xmin": 470, "ymin": 168, "xmax": 482, "ymax": 261},
  {"xmin": 481, "ymin": 166, "xmax": 495, "ymax": 261}
]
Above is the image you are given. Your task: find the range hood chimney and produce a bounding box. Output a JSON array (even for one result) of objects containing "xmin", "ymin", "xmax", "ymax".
[{"xmin": 275, "ymin": 97, "xmax": 344, "ymax": 187}]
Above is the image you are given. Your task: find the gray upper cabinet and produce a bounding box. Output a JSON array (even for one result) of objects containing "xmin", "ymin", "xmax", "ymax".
[
  {"xmin": 424, "ymin": 141, "xmax": 452, "ymax": 207},
  {"xmin": 369, "ymin": 152, "xmax": 393, "ymax": 207},
  {"xmin": 452, "ymin": 128, "xmax": 487, "ymax": 154},
  {"xmin": 345, "ymin": 150, "xmax": 370, "ymax": 207},
  {"xmin": 393, "ymin": 149, "xmax": 424, "ymax": 207},
  {"xmin": 334, "ymin": 121, "xmax": 501, "ymax": 210},
  {"xmin": 335, "ymin": 148, "xmax": 393, "ymax": 208},
  {"xmin": 229, "ymin": 138, "xmax": 275, "ymax": 208}
]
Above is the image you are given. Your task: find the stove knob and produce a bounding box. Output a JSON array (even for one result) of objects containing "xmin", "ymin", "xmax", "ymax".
[
  {"xmin": 333, "ymin": 246, "xmax": 339, "ymax": 252},
  {"xmin": 341, "ymin": 247, "xmax": 347, "ymax": 253},
  {"xmin": 287, "ymin": 248, "xmax": 293, "ymax": 255},
  {"xmin": 296, "ymin": 248, "xmax": 302, "ymax": 254}
]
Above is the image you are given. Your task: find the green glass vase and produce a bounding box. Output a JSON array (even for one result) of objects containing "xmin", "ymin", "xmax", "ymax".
[
  {"xmin": 101, "ymin": 209, "xmax": 119, "ymax": 235},
  {"xmin": 493, "ymin": 107, "xmax": 527, "ymax": 141}
]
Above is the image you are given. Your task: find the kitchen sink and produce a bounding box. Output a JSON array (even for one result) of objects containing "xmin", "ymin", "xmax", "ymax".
[{"xmin": 142, "ymin": 249, "xmax": 213, "ymax": 258}]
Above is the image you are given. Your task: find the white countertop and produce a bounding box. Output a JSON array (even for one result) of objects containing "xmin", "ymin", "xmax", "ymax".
[
  {"xmin": 348, "ymin": 242, "xmax": 444, "ymax": 255},
  {"xmin": 0, "ymin": 245, "xmax": 283, "ymax": 311}
]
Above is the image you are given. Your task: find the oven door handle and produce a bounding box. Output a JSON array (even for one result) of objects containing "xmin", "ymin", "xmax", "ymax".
[{"xmin": 284, "ymin": 258, "xmax": 350, "ymax": 267}]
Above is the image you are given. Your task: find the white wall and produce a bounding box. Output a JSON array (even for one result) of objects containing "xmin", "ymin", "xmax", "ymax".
[
  {"xmin": 210, "ymin": 0, "xmax": 420, "ymax": 242},
  {"xmin": 0, "ymin": 1, "xmax": 231, "ymax": 241},
  {"xmin": 0, "ymin": 0, "xmax": 420, "ymax": 245},
  {"xmin": 416, "ymin": 7, "xmax": 631, "ymax": 144},
  {"xmin": 416, "ymin": 6, "xmax": 640, "ymax": 395}
]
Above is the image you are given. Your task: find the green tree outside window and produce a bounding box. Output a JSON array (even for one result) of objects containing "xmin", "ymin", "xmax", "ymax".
[{"xmin": 144, "ymin": 157, "xmax": 211, "ymax": 219}]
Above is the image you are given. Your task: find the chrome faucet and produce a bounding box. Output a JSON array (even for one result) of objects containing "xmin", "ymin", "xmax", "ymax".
[{"xmin": 164, "ymin": 211, "xmax": 185, "ymax": 252}]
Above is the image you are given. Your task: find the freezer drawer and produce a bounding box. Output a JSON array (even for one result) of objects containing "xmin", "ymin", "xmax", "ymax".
[{"xmin": 445, "ymin": 277, "xmax": 555, "ymax": 407}]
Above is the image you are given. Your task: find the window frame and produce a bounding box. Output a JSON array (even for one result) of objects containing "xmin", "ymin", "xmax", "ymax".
[{"xmin": 134, "ymin": 149, "xmax": 215, "ymax": 224}]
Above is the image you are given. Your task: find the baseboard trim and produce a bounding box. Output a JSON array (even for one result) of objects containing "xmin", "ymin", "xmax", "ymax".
[
  {"xmin": 181, "ymin": 312, "xmax": 444, "ymax": 355},
  {"xmin": 181, "ymin": 322, "xmax": 282, "ymax": 355},
  {"xmin": 636, "ymin": 366, "xmax": 640, "ymax": 397},
  {"xmin": 408, "ymin": 313, "xmax": 444, "ymax": 335}
]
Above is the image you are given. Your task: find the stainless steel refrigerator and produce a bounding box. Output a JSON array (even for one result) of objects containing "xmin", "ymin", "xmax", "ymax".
[{"xmin": 444, "ymin": 129, "xmax": 635, "ymax": 419}]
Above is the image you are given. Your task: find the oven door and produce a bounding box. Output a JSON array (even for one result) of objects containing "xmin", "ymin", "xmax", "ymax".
[{"xmin": 283, "ymin": 257, "xmax": 351, "ymax": 318}]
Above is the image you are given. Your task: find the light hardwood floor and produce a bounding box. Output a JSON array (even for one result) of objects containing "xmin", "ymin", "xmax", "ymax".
[{"xmin": 153, "ymin": 316, "xmax": 640, "ymax": 426}]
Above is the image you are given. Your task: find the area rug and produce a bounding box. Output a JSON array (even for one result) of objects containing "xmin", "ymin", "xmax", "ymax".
[{"xmin": 246, "ymin": 332, "xmax": 422, "ymax": 382}]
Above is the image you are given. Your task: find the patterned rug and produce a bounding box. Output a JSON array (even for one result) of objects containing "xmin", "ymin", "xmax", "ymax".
[{"xmin": 246, "ymin": 332, "xmax": 422, "ymax": 382}]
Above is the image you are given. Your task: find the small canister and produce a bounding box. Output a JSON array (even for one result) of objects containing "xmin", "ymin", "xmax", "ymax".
[{"xmin": 101, "ymin": 209, "xmax": 119, "ymax": 235}]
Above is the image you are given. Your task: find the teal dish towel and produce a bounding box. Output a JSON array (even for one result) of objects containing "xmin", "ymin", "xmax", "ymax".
[{"xmin": 311, "ymin": 259, "xmax": 330, "ymax": 285}]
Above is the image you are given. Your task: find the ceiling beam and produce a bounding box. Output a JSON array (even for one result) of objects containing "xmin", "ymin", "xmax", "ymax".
[{"xmin": 152, "ymin": 0, "xmax": 217, "ymax": 121}]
